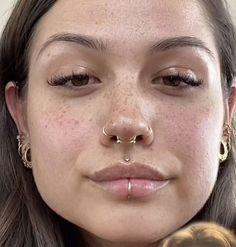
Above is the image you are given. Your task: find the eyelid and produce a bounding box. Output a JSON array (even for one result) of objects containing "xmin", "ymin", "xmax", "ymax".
[
  {"xmin": 47, "ymin": 71, "xmax": 101, "ymax": 90},
  {"xmin": 48, "ymin": 65, "xmax": 99, "ymax": 80},
  {"xmin": 151, "ymin": 68, "xmax": 204, "ymax": 90},
  {"xmin": 153, "ymin": 67, "xmax": 202, "ymax": 82},
  {"xmin": 152, "ymin": 66, "xmax": 198, "ymax": 78}
]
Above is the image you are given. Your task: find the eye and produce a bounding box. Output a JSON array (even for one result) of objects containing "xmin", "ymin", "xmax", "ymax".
[
  {"xmin": 152, "ymin": 73, "xmax": 203, "ymax": 89},
  {"xmin": 47, "ymin": 73, "xmax": 101, "ymax": 88}
]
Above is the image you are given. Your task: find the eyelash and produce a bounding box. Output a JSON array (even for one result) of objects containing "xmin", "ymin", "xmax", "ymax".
[
  {"xmin": 152, "ymin": 73, "xmax": 203, "ymax": 88},
  {"xmin": 47, "ymin": 72, "xmax": 101, "ymax": 88},
  {"xmin": 47, "ymin": 72, "xmax": 203, "ymax": 91}
]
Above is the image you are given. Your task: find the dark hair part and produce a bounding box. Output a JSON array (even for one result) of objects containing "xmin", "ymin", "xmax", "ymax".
[{"xmin": 0, "ymin": 0, "xmax": 236, "ymax": 246}]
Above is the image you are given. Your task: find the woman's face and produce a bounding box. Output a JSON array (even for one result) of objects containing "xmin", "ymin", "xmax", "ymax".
[{"xmin": 8, "ymin": 0, "xmax": 230, "ymax": 246}]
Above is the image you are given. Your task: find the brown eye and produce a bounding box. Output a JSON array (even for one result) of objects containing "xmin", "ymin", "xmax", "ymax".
[
  {"xmin": 152, "ymin": 74, "xmax": 203, "ymax": 88},
  {"xmin": 69, "ymin": 74, "xmax": 98, "ymax": 87},
  {"xmin": 48, "ymin": 73, "xmax": 101, "ymax": 88},
  {"xmin": 162, "ymin": 76, "xmax": 182, "ymax": 87}
]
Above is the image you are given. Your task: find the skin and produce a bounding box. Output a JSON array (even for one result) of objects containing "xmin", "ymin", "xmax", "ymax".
[{"xmin": 5, "ymin": 0, "xmax": 236, "ymax": 246}]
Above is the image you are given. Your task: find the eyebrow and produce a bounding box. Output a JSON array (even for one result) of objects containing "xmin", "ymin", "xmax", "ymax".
[
  {"xmin": 37, "ymin": 32, "xmax": 107, "ymax": 58},
  {"xmin": 149, "ymin": 36, "xmax": 215, "ymax": 59},
  {"xmin": 37, "ymin": 33, "xmax": 215, "ymax": 60}
]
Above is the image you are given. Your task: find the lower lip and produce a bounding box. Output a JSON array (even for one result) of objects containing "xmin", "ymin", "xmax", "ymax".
[{"xmin": 92, "ymin": 178, "xmax": 169, "ymax": 199}]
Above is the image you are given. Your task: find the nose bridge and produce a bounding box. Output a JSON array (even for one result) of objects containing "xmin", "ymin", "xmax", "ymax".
[
  {"xmin": 103, "ymin": 75, "xmax": 151, "ymax": 142},
  {"xmin": 109, "ymin": 75, "xmax": 143, "ymax": 125}
]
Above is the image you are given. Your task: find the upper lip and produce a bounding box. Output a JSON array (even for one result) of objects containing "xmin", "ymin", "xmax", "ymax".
[{"xmin": 89, "ymin": 163, "xmax": 168, "ymax": 181}]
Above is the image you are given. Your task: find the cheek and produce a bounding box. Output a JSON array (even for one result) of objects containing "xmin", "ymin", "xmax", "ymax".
[
  {"xmin": 27, "ymin": 102, "xmax": 94, "ymax": 190},
  {"xmin": 42, "ymin": 107, "xmax": 90, "ymax": 151},
  {"xmin": 161, "ymin": 99, "xmax": 223, "ymax": 201}
]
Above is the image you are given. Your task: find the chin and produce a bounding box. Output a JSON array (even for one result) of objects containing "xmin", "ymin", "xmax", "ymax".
[{"xmin": 82, "ymin": 224, "xmax": 166, "ymax": 246}]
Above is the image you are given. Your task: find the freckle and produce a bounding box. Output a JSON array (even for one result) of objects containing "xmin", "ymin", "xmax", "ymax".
[
  {"xmin": 58, "ymin": 121, "xmax": 63, "ymax": 126},
  {"xmin": 74, "ymin": 120, "xmax": 79, "ymax": 125},
  {"xmin": 89, "ymin": 118, "xmax": 93, "ymax": 122},
  {"xmin": 45, "ymin": 124, "xmax": 48, "ymax": 129},
  {"xmin": 103, "ymin": 93, "xmax": 107, "ymax": 99}
]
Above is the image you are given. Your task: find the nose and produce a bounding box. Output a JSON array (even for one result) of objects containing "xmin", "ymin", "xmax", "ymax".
[{"xmin": 100, "ymin": 110, "xmax": 154, "ymax": 147}]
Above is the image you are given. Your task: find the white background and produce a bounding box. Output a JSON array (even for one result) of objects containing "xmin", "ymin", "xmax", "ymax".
[
  {"xmin": 0, "ymin": 0, "xmax": 236, "ymax": 32},
  {"xmin": 0, "ymin": 0, "xmax": 15, "ymax": 32}
]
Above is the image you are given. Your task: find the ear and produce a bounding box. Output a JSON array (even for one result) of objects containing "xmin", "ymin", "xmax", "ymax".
[
  {"xmin": 229, "ymin": 86, "xmax": 236, "ymax": 122},
  {"xmin": 5, "ymin": 82, "xmax": 29, "ymax": 135},
  {"xmin": 225, "ymin": 80, "xmax": 236, "ymax": 124}
]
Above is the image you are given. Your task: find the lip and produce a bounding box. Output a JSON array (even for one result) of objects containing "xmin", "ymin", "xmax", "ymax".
[{"xmin": 89, "ymin": 163, "xmax": 170, "ymax": 199}]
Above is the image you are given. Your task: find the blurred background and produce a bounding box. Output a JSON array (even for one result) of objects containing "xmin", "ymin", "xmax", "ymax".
[{"xmin": 0, "ymin": 0, "xmax": 236, "ymax": 32}]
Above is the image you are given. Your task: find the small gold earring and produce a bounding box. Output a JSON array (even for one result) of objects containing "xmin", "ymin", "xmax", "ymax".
[
  {"xmin": 17, "ymin": 134, "xmax": 32, "ymax": 169},
  {"xmin": 219, "ymin": 124, "xmax": 232, "ymax": 163},
  {"xmin": 219, "ymin": 139, "xmax": 229, "ymax": 163}
]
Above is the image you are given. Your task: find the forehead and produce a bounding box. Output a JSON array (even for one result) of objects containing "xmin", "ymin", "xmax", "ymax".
[{"xmin": 31, "ymin": 0, "xmax": 218, "ymax": 60}]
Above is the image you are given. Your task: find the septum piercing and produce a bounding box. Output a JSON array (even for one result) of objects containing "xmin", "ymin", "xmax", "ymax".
[
  {"xmin": 116, "ymin": 136, "xmax": 137, "ymax": 144},
  {"xmin": 103, "ymin": 127, "xmax": 137, "ymax": 144},
  {"xmin": 103, "ymin": 127, "xmax": 134, "ymax": 162}
]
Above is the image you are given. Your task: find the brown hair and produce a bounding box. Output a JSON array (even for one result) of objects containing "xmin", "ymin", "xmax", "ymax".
[
  {"xmin": 0, "ymin": 0, "xmax": 236, "ymax": 246},
  {"xmin": 162, "ymin": 223, "xmax": 236, "ymax": 247}
]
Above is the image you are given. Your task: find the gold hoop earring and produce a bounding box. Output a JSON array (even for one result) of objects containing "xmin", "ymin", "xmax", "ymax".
[
  {"xmin": 219, "ymin": 140, "xmax": 229, "ymax": 163},
  {"xmin": 17, "ymin": 134, "xmax": 32, "ymax": 169},
  {"xmin": 219, "ymin": 124, "xmax": 232, "ymax": 163}
]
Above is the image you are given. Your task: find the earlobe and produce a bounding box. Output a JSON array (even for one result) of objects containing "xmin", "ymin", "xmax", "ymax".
[{"xmin": 5, "ymin": 82, "xmax": 28, "ymax": 135}]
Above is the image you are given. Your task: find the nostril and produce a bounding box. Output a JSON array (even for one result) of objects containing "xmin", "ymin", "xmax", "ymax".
[
  {"xmin": 110, "ymin": 136, "xmax": 117, "ymax": 142},
  {"xmin": 136, "ymin": 135, "xmax": 144, "ymax": 142},
  {"xmin": 113, "ymin": 134, "xmax": 144, "ymax": 144},
  {"xmin": 101, "ymin": 124, "xmax": 154, "ymax": 146}
]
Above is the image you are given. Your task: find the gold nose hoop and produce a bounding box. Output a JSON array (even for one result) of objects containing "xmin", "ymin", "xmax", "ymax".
[
  {"xmin": 102, "ymin": 127, "xmax": 137, "ymax": 162},
  {"xmin": 116, "ymin": 136, "xmax": 137, "ymax": 144},
  {"xmin": 102, "ymin": 127, "xmax": 137, "ymax": 145}
]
